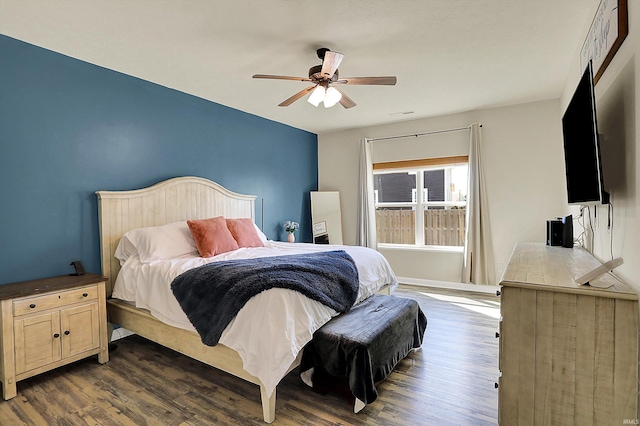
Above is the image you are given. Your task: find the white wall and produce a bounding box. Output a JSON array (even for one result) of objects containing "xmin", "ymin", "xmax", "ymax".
[
  {"xmin": 318, "ymin": 98, "xmax": 568, "ymax": 285},
  {"xmin": 561, "ymin": 1, "xmax": 640, "ymax": 292}
]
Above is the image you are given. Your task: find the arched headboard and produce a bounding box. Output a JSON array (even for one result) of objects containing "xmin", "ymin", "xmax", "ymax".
[{"xmin": 96, "ymin": 176, "xmax": 256, "ymax": 296}]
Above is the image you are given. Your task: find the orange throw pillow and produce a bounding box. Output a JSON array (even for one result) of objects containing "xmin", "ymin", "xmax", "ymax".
[
  {"xmin": 226, "ymin": 218, "xmax": 264, "ymax": 248},
  {"xmin": 187, "ymin": 216, "xmax": 239, "ymax": 257}
]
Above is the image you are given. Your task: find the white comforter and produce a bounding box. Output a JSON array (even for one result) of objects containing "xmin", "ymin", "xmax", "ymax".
[{"xmin": 112, "ymin": 241, "xmax": 397, "ymax": 396}]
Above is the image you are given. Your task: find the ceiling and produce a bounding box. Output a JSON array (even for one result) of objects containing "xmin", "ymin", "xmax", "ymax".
[{"xmin": 0, "ymin": 0, "xmax": 594, "ymax": 134}]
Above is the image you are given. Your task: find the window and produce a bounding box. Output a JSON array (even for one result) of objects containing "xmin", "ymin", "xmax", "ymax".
[{"xmin": 373, "ymin": 156, "xmax": 468, "ymax": 247}]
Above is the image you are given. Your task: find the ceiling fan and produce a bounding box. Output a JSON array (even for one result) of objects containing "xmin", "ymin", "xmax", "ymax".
[{"xmin": 253, "ymin": 48, "xmax": 397, "ymax": 109}]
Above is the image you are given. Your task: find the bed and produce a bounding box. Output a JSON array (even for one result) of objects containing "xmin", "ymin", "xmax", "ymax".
[{"xmin": 96, "ymin": 176, "xmax": 397, "ymax": 423}]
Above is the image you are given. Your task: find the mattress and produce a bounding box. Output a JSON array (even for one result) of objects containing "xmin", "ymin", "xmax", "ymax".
[{"xmin": 111, "ymin": 241, "xmax": 397, "ymax": 396}]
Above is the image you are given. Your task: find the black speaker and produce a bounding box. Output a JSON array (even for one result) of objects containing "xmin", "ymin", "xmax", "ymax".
[
  {"xmin": 546, "ymin": 219, "xmax": 563, "ymax": 246},
  {"xmin": 562, "ymin": 214, "xmax": 573, "ymax": 248}
]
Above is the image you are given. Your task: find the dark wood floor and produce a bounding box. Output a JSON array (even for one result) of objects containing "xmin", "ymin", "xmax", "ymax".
[{"xmin": 0, "ymin": 286, "xmax": 500, "ymax": 425}]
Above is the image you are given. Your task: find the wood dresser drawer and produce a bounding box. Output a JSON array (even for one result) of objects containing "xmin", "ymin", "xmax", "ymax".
[{"xmin": 13, "ymin": 285, "xmax": 98, "ymax": 316}]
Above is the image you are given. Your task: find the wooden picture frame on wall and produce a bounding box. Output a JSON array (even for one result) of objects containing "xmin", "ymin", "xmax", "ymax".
[{"xmin": 580, "ymin": 0, "xmax": 628, "ymax": 85}]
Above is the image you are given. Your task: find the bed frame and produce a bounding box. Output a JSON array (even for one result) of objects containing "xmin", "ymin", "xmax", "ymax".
[{"xmin": 96, "ymin": 176, "xmax": 292, "ymax": 423}]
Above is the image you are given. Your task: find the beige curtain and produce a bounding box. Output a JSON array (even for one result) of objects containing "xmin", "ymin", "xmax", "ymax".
[
  {"xmin": 462, "ymin": 123, "xmax": 495, "ymax": 285},
  {"xmin": 356, "ymin": 138, "xmax": 377, "ymax": 249}
]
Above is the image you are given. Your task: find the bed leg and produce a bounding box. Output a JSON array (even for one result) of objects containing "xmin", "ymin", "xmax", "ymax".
[
  {"xmin": 354, "ymin": 398, "xmax": 366, "ymax": 413},
  {"xmin": 260, "ymin": 386, "xmax": 276, "ymax": 423}
]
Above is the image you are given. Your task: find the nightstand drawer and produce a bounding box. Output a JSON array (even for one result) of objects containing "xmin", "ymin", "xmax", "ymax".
[{"xmin": 13, "ymin": 285, "xmax": 98, "ymax": 316}]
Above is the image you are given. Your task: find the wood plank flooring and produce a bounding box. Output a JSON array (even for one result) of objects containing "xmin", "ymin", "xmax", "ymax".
[{"xmin": 0, "ymin": 286, "xmax": 500, "ymax": 425}]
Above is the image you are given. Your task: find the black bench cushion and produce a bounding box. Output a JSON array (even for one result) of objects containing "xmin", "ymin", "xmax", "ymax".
[{"xmin": 300, "ymin": 294, "xmax": 427, "ymax": 404}]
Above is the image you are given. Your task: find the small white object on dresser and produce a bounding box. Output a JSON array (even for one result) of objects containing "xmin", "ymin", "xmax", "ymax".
[{"xmin": 0, "ymin": 273, "xmax": 109, "ymax": 399}]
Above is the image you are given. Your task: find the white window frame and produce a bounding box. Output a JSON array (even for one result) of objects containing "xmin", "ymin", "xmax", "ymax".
[{"xmin": 374, "ymin": 164, "xmax": 467, "ymax": 249}]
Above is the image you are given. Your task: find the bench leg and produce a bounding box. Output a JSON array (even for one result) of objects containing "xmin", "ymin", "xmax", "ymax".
[
  {"xmin": 354, "ymin": 398, "xmax": 366, "ymax": 413},
  {"xmin": 260, "ymin": 385, "xmax": 276, "ymax": 423}
]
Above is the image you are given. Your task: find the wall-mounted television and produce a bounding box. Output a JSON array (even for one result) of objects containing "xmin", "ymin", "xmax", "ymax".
[{"xmin": 561, "ymin": 61, "xmax": 609, "ymax": 205}]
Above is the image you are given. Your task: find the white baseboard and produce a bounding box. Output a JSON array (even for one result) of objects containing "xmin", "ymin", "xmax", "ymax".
[
  {"xmin": 111, "ymin": 327, "xmax": 135, "ymax": 341},
  {"xmin": 396, "ymin": 276, "xmax": 500, "ymax": 295}
]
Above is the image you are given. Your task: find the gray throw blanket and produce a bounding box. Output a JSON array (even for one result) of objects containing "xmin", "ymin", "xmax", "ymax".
[{"xmin": 171, "ymin": 250, "xmax": 360, "ymax": 346}]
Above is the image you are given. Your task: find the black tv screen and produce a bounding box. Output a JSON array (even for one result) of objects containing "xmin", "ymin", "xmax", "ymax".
[{"xmin": 561, "ymin": 62, "xmax": 608, "ymax": 205}]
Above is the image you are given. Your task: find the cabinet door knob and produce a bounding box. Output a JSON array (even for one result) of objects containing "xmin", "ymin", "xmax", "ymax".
[
  {"xmin": 82, "ymin": 293, "xmax": 88, "ymax": 297},
  {"xmin": 53, "ymin": 333, "xmax": 60, "ymax": 338},
  {"xmin": 496, "ymin": 290, "xmax": 501, "ymax": 296},
  {"xmin": 29, "ymin": 303, "xmax": 36, "ymax": 309},
  {"xmin": 495, "ymin": 382, "xmax": 499, "ymax": 389},
  {"xmin": 495, "ymin": 332, "xmax": 500, "ymax": 338},
  {"xmin": 64, "ymin": 330, "xmax": 70, "ymax": 336}
]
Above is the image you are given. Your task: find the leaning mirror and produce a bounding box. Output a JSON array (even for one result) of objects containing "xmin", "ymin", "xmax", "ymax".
[{"xmin": 310, "ymin": 191, "xmax": 343, "ymax": 245}]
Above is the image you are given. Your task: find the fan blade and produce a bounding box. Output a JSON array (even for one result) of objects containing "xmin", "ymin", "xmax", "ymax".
[
  {"xmin": 320, "ymin": 51, "xmax": 344, "ymax": 80},
  {"xmin": 278, "ymin": 85, "xmax": 316, "ymax": 107},
  {"xmin": 253, "ymin": 74, "xmax": 312, "ymax": 82},
  {"xmin": 335, "ymin": 88, "xmax": 356, "ymax": 109},
  {"xmin": 334, "ymin": 76, "xmax": 397, "ymax": 85}
]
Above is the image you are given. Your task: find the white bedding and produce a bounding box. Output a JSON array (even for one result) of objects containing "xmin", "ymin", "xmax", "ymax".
[{"xmin": 112, "ymin": 241, "xmax": 397, "ymax": 396}]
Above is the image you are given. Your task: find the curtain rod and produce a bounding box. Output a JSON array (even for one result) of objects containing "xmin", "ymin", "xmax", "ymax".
[{"xmin": 367, "ymin": 124, "xmax": 477, "ymax": 142}]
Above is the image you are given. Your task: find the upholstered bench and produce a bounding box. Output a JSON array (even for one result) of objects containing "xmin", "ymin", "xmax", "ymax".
[{"xmin": 300, "ymin": 294, "xmax": 427, "ymax": 412}]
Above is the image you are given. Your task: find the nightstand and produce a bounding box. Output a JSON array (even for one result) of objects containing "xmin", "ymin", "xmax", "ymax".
[{"xmin": 0, "ymin": 273, "xmax": 109, "ymax": 399}]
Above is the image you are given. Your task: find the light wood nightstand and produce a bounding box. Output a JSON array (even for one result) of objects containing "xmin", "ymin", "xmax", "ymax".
[{"xmin": 0, "ymin": 273, "xmax": 109, "ymax": 399}]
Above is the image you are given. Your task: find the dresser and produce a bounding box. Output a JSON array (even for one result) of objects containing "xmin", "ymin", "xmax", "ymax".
[
  {"xmin": 0, "ymin": 273, "xmax": 109, "ymax": 399},
  {"xmin": 498, "ymin": 242, "xmax": 638, "ymax": 425}
]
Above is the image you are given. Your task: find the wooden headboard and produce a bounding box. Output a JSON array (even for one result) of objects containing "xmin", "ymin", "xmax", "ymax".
[{"xmin": 96, "ymin": 176, "xmax": 256, "ymax": 296}]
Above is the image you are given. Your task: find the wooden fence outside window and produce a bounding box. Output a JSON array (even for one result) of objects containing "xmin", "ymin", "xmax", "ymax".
[{"xmin": 376, "ymin": 208, "xmax": 466, "ymax": 246}]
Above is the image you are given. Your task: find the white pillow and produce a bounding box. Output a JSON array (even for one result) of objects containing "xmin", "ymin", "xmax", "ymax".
[
  {"xmin": 114, "ymin": 221, "xmax": 198, "ymax": 264},
  {"xmin": 114, "ymin": 234, "xmax": 138, "ymax": 266},
  {"xmin": 253, "ymin": 223, "xmax": 268, "ymax": 243}
]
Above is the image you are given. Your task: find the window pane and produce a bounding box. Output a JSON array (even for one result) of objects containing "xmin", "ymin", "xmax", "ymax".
[
  {"xmin": 451, "ymin": 164, "xmax": 468, "ymax": 202},
  {"xmin": 375, "ymin": 207, "xmax": 415, "ymax": 244},
  {"xmin": 423, "ymin": 169, "xmax": 445, "ymax": 201},
  {"xmin": 374, "ymin": 172, "xmax": 416, "ymax": 203},
  {"xmin": 424, "ymin": 206, "xmax": 466, "ymax": 246}
]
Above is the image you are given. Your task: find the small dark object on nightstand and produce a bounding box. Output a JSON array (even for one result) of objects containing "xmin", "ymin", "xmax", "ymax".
[{"xmin": 70, "ymin": 261, "xmax": 85, "ymax": 276}]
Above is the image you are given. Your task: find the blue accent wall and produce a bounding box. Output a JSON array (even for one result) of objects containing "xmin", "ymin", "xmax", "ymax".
[{"xmin": 0, "ymin": 35, "xmax": 318, "ymax": 285}]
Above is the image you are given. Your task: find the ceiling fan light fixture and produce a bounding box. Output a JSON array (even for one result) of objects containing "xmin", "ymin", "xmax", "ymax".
[
  {"xmin": 323, "ymin": 87, "xmax": 342, "ymax": 108},
  {"xmin": 307, "ymin": 85, "xmax": 325, "ymax": 107},
  {"xmin": 254, "ymin": 48, "xmax": 396, "ymax": 109}
]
